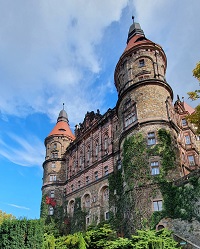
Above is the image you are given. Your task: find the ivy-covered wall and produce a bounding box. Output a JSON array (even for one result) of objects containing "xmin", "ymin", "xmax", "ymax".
[{"xmin": 109, "ymin": 129, "xmax": 180, "ymax": 236}]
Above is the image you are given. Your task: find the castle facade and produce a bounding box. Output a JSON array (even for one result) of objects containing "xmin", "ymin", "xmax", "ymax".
[{"xmin": 41, "ymin": 19, "xmax": 199, "ymax": 232}]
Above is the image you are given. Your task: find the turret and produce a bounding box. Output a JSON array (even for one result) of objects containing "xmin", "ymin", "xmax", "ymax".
[
  {"xmin": 41, "ymin": 105, "xmax": 75, "ymax": 215},
  {"xmin": 115, "ymin": 17, "xmax": 174, "ymax": 140}
]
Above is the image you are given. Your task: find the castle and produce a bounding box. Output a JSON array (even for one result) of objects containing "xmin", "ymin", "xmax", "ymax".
[{"xmin": 41, "ymin": 19, "xmax": 200, "ymax": 234}]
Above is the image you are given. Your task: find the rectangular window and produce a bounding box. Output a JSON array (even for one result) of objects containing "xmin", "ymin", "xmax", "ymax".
[
  {"xmin": 86, "ymin": 216, "xmax": 90, "ymax": 225},
  {"xmin": 86, "ymin": 176, "xmax": 90, "ymax": 185},
  {"xmin": 150, "ymin": 161, "xmax": 160, "ymax": 175},
  {"xmin": 52, "ymin": 152, "xmax": 58, "ymax": 159},
  {"xmin": 50, "ymin": 190, "xmax": 54, "ymax": 198},
  {"xmin": 71, "ymin": 184, "xmax": 74, "ymax": 191},
  {"xmin": 51, "ymin": 162, "xmax": 56, "ymax": 168},
  {"xmin": 78, "ymin": 180, "xmax": 81, "ymax": 189},
  {"xmin": 153, "ymin": 200, "xmax": 162, "ymax": 211},
  {"xmin": 185, "ymin": 135, "xmax": 191, "ymax": 145},
  {"xmin": 182, "ymin": 119, "xmax": 187, "ymax": 126},
  {"xmin": 139, "ymin": 59, "xmax": 145, "ymax": 67},
  {"xmin": 94, "ymin": 171, "xmax": 98, "ymax": 180},
  {"xmin": 49, "ymin": 206, "xmax": 54, "ymax": 215},
  {"xmin": 50, "ymin": 175, "xmax": 56, "ymax": 182},
  {"xmin": 104, "ymin": 166, "xmax": 109, "ymax": 176},
  {"xmin": 105, "ymin": 211, "xmax": 110, "ymax": 220},
  {"xmin": 147, "ymin": 132, "xmax": 156, "ymax": 145},
  {"xmin": 125, "ymin": 111, "xmax": 136, "ymax": 127},
  {"xmin": 188, "ymin": 155, "xmax": 195, "ymax": 166}
]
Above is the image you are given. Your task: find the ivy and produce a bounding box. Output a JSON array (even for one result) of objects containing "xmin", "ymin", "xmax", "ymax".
[{"xmin": 70, "ymin": 197, "xmax": 87, "ymax": 234}]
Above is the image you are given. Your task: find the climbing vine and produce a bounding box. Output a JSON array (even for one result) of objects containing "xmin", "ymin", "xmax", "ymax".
[
  {"xmin": 109, "ymin": 129, "xmax": 181, "ymax": 235},
  {"xmin": 70, "ymin": 197, "xmax": 87, "ymax": 234}
]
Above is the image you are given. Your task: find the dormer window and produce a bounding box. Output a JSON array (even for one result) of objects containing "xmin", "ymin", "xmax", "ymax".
[{"xmin": 139, "ymin": 59, "xmax": 145, "ymax": 67}]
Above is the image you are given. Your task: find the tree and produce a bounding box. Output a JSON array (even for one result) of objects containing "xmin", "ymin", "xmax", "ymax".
[
  {"xmin": 0, "ymin": 210, "xmax": 15, "ymax": 225},
  {"xmin": 187, "ymin": 61, "xmax": 200, "ymax": 133}
]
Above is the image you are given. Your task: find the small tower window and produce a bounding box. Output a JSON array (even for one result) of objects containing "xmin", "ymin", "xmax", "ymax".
[
  {"xmin": 50, "ymin": 175, "xmax": 56, "ymax": 182},
  {"xmin": 147, "ymin": 132, "xmax": 156, "ymax": 145},
  {"xmin": 50, "ymin": 190, "xmax": 55, "ymax": 198},
  {"xmin": 139, "ymin": 59, "xmax": 145, "ymax": 67},
  {"xmin": 49, "ymin": 206, "xmax": 54, "ymax": 215}
]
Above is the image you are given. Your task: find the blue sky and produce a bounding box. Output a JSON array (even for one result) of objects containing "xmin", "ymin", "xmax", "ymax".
[{"xmin": 0, "ymin": 0, "xmax": 200, "ymax": 219}]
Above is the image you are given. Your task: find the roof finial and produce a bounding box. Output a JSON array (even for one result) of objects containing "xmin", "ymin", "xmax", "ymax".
[
  {"xmin": 132, "ymin": 16, "xmax": 134, "ymax": 23},
  {"xmin": 63, "ymin": 103, "xmax": 64, "ymax": 110}
]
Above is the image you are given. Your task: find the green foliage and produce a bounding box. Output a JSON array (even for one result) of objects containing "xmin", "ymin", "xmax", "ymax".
[
  {"xmin": 193, "ymin": 61, "xmax": 200, "ymax": 81},
  {"xmin": 109, "ymin": 130, "xmax": 178, "ymax": 235},
  {"xmin": 0, "ymin": 210, "xmax": 16, "ymax": 225},
  {"xmin": 105, "ymin": 237, "xmax": 132, "ymax": 249},
  {"xmin": 0, "ymin": 218, "xmax": 44, "ymax": 249},
  {"xmin": 85, "ymin": 224, "xmax": 116, "ymax": 249},
  {"xmin": 55, "ymin": 232, "xmax": 87, "ymax": 249},
  {"xmin": 131, "ymin": 229, "xmax": 180, "ymax": 249},
  {"xmin": 42, "ymin": 233, "xmax": 55, "ymax": 249},
  {"xmin": 108, "ymin": 169, "xmax": 124, "ymax": 234},
  {"xmin": 150, "ymin": 211, "xmax": 164, "ymax": 230},
  {"xmin": 187, "ymin": 104, "xmax": 200, "ymax": 134},
  {"xmin": 187, "ymin": 61, "xmax": 200, "ymax": 133},
  {"xmin": 70, "ymin": 197, "xmax": 87, "ymax": 234},
  {"xmin": 40, "ymin": 194, "xmax": 49, "ymax": 219}
]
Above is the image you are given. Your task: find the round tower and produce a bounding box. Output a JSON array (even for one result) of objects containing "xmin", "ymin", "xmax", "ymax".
[
  {"xmin": 115, "ymin": 18, "xmax": 174, "ymax": 143},
  {"xmin": 41, "ymin": 106, "xmax": 75, "ymax": 215}
]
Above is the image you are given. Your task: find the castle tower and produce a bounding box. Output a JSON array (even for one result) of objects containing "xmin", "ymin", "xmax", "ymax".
[
  {"xmin": 41, "ymin": 106, "xmax": 75, "ymax": 215},
  {"xmin": 112, "ymin": 18, "xmax": 182, "ymax": 234},
  {"xmin": 115, "ymin": 17, "xmax": 174, "ymax": 140}
]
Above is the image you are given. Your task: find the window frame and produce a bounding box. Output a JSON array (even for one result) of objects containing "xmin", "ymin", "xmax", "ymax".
[
  {"xmin": 147, "ymin": 132, "xmax": 156, "ymax": 145},
  {"xmin": 150, "ymin": 161, "xmax": 160, "ymax": 175},
  {"xmin": 153, "ymin": 200, "xmax": 163, "ymax": 211}
]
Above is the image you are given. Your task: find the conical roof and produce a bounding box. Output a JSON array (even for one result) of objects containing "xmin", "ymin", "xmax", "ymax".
[
  {"xmin": 125, "ymin": 17, "xmax": 154, "ymax": 52},
  {"xmin": 48, "ymin": 108, "xmax": 75, "ymax": 140}
]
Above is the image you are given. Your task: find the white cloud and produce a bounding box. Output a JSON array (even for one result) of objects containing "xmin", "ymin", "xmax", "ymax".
[
  {"xmin": 7, "ymin": 203, "xmax": 30, "ymax": 210},
  {"xmin": 134, "ymin": 0, "xmax": 200, "ymax": 106},
  {"xmin": 0, "ymin": 0, "xmax": 129, "ymax": 124},
  {"xmin": 0, "ymin": 133, "xmax": 45, "ymax": 167}
]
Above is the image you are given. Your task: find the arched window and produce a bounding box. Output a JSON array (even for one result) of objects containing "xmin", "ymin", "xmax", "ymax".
[
  {"xmin": 103, "ymin": 188, "xmax": 109, "ymax": 202},
  {"xmin": 83, "ymin": 194, "xmax": 90, "ymax": 209},
  {"xmin": 68, "ymin": 200, "xmax": 75, "ymax": 216}
]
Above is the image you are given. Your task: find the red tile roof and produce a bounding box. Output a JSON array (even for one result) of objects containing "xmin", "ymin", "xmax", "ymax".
[
  {"xmin": 125, "ymin": 34, "xmax": 153, "ymax": 52},
  {"xmin": 48, "ymin": 121, "xmax": 75, "ymax": 140}
]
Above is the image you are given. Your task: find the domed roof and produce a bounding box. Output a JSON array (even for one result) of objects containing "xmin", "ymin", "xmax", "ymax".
[{"xmin": 47, "ymin": 106, "xmax": 75, "ymax": 140}]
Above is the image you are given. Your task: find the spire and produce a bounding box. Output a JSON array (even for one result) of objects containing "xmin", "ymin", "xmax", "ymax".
[
  {"xmin": 127, "ymin": 16, "xmax": 144, "ymax": 44},
  {"xmin": 47, "ymin": 104, "xmax": 75, "ymax": 140},
  {"xmin": 57, "ymin": 103, "xmax": 69, "ymax": 123}
]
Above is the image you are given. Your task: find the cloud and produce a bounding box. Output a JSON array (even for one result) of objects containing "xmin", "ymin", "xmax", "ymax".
[
  {"xmin": 133, "ymin": 0, "xmax": 200, "ymax": 106},
  {"xmin": 7, "ymin": 203, "xmax": 30, "ymax": 210},
  {"xmin": 0, "ymin": 133, "xmax": 45, "ymax": 167},
  {"xmin": 0, "ymin": 0, "xmax": 129, "ymax": 124}
]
